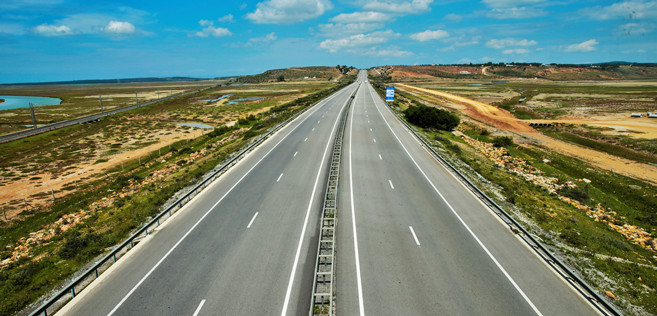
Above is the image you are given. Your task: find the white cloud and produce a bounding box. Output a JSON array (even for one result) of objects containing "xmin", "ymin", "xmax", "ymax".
[
  {"xmin": 246, "ymin": 0, "xmax": 332, "ymax": 24},
  {"xmin": 196, "ymin": 26, "xmax": 232, "ymax": 37},
  {"xmin": 194, "ymin": 19, "xmax": 232, "ymax": 37},
  {"xmin": 318, "ymin": 22, "xmax": 384, "ymax": 36},
  {"xmin": 319, "ymin": 30, "xmax": 397, "ymax": 53},
  {"xmin": 486, "ymin": 6, "xmax": 546, "ymax": 19},
  {"xmin": 565, "ymin": 39, "xmax": 598, "ymax": 52},
  {"xmin": 486, "ymin": 38, "xmax": 537, "ymax": 49},
  {"xmin": 105, "ymin": 21, "xmax": 135, "ymax": 34},
  {"xmin": 482, "ymin": 0, "xmax": 544, "ymax": 8},
  {"xmin": 410, "ymin": 29, "xmax": 449, "ymax": 41},
  {"xmin": 218, "ymin": 14, "xmax": 234, "ymax": 22},
  {"xmin": 32, "ymin": 11, "xmax": 148, "ymax": 37},
  {"xmin": 502, "ymin": 48, "xmax": 529, "ymax": 54},
  {"xmin": 33, "ymin": 24, "xmax": 73, "ymax": 36},
  {"xmin": 362, "ymin": 0, "xmax": 433, "ymax": 14},
  {"xmin": 330, "ymin": 11, "xmax": 391, "ymax": 23},
  {"xmin": 580, "ymin": 0, "xmax": 657, "ymax": 20}
]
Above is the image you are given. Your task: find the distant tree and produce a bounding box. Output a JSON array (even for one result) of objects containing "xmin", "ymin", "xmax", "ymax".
[{"xmin": 277, "ymin": 75, "xmax": 285, "ymax": 82}]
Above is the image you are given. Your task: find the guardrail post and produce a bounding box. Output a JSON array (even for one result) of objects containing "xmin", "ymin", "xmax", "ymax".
[{"xmin": 71, "ymin": 287, "xmax": 75, "ymax": 298}]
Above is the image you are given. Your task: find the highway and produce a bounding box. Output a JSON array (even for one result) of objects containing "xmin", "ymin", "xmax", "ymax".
[
  {"xmin": 59, "ymin": 80, "xmax": 358, "ymax": 315},
  {"xmin": 335, "ymin": 71, "xmax": 596, "ymax": 315},
  {"xmin": 59, "ymin": 70, "xmax": 598, "ymax": 316}
]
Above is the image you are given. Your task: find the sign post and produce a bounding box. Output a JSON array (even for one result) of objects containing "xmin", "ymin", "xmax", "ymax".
[{"xmin": 385, "ymin": 86, "xmax": 395, "ymax": 105}]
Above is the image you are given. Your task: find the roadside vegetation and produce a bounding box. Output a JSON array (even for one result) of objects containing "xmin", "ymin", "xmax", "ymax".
[
  {"xmin": 371, "ymin": 78, "xmax": 657, "ymax": 314},
  {"xmin": 0, "ymin": 75, "xmax": 354, "ymax": 315}
]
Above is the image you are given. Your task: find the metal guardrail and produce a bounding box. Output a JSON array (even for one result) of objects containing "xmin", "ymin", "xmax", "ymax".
[
  {"xmin": 374, "ymin": 86, "xmax": 622, "ymax": 316},
  {"xmin": 28, "ymin": 82, "xmax": 357, "ymax": 316},
  {"xmin": 0, "ymin": 86, "xmax": 216, "ymax": 144},
  {"xmin": 309, "ymin": 85, "xmax": 358, "ymax": 316}
]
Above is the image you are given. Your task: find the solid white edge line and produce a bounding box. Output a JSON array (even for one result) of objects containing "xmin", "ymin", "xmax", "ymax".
[
  {"xmin": 247, "ymin": 212, "xmax": 259, "ymax": 229},
  {"xmin": 277, "ymin": 173, "xmax": 283, "ymax": 182},
  {"xmin": 409, "ymin": 226, "xmax": 421, "ymax": 247},
  {"xmin": 388, "ymin": 179, "xmax": 394, "ymax": 190},
  {"xmin": 105, "ymin": 81, "xmax": 353, "ymax": 316},
  {"xmin": 349, "ymin": 85, "xmax": 366, "ymax": 316},
  {"xmin": 280, "ymin": 86, "xmax": 355, "ymax": 316},
  {"xmin": 193, "ymin": 299, "xmax": 206, "ymax": 316},
  {"xmin": 367, "ymin": 85, "xmax": 544, "ymax": 316}
]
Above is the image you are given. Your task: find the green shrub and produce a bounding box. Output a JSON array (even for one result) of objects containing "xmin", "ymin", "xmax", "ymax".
[
  {"xmin": 59, "ymin": 233, "xmax": 101, "ymax": 259},
  {"xmin": 558, "ymin": 186, "xmax": 590, "ymax": 203},
  {"xmin": 492, "ymin": 136, "xmax": 514, "ymax": 147},
  {"xmin": 403, "ymin": 104, "xmax": 460, "ymax": 131}
]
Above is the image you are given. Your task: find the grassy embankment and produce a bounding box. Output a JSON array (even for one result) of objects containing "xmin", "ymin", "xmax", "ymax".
[
  {"xmin": 0, "ymin": 76, "xmax": 354, "ymax": 315},
  {"xmin": 370, "ymin": 76, "xmax": 657, "ymax": 314}
]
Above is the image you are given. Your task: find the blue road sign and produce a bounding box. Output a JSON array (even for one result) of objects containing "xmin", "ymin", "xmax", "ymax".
[{"xmin": 386, "ymin": 86, "xmax": 395, "ymax": 102}]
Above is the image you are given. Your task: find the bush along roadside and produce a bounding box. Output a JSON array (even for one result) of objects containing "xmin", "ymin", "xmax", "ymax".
[{"xmin": 0, "ymin": 77, "xmax": 354, "ymax": 316}]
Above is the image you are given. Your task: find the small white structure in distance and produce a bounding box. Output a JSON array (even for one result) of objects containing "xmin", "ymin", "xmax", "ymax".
[{"xmin": 631, "ymin": 113, "xmax": 643, "ymax": 117}]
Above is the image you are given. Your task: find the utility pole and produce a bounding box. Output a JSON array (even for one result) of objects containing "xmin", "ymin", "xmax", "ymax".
[
  {"xmin": 99, "ymin": 96, "xmax": 104, "ymax": 112},
  {"xmin": 135, "ymin": 92, "xmax": 138, "ymax": 105},
  {"xmin": 28, "ymin": 103, "xmax": 37, "ymax": 128},
  {"xmin": 2, "ymin": 207, "xmax": 6, "ymax": 221},
  {"xmin": 51, "ymin": 189, "xmax": 55, "ymax": 201}
]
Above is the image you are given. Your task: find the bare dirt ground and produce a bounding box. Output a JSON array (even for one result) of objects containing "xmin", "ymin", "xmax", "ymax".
[
  {"xmin": 529, "ymin": 115, "xmax": 657, "ymax": 139},
  {"xmin": 0, "ymin": 129, "xmax": 201, "ymax": 220},
  {"xmin": 398, "ymin": 83, "xmax": 657, "ymax": 185}
]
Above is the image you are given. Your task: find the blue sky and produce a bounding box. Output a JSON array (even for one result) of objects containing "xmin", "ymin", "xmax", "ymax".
[{"xmin": 1, "ymin": 0, "xmax": 656, "ymax": 83}]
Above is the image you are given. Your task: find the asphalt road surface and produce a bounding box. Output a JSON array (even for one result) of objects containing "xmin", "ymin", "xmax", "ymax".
[
  {"xmin": 60, "ymin": 71, "xmax": 597, "ymax": 316},
  {"xmin": 59, "ymin": 80, "xmax": 359, "ymax": 316},
  {"xmin": 336, "ymin": 71, "xmax": 596, "ymax": 315}
]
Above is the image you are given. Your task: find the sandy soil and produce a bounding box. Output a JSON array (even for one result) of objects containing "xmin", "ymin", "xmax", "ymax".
[
  {"xmin": 398, "ymin": 83, "xmax": 657, "ymax": 185},
  {"xmin": 0, "ymin": 129, "xmax": 204, "ymax": 220},
  {"xmin": 529, "ymin": 115, "xmax": 657, "ymax": 139}
]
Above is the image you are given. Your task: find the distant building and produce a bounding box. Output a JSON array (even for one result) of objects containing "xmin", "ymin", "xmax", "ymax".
[
  {"xmin": 459, "ymin": 71, "xmax": 471, "ymax": 75},
  {"xmin": 631, "ymin": 113, "xmax": 643, "ymax": 117}
]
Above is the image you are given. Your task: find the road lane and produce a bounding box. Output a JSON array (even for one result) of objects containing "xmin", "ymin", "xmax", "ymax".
[
  {"xmin": 59, "ymin": 81, "xmax": 358, "ymax": 316},
  {"xmin": 336, "ymin": 71, "xmax": 596, "ymax": 315}
]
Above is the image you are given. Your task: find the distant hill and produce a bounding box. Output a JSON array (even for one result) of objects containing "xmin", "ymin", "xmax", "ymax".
[
  {"xmin": 377, "ymin": 63, "xmax": 657, "ymax": 81},
  {"xmin": 236, "ymin": 66, "xmax": 346, "ymax": 83},
  {"xmin": 1, "ymin": 76, "xmax": 212, "ymax": 86}
]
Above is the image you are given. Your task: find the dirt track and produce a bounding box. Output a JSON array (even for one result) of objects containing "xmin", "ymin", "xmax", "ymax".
[{"xmin": 398, "ymin": 83, "xmax": 657, "ymax": 185}]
